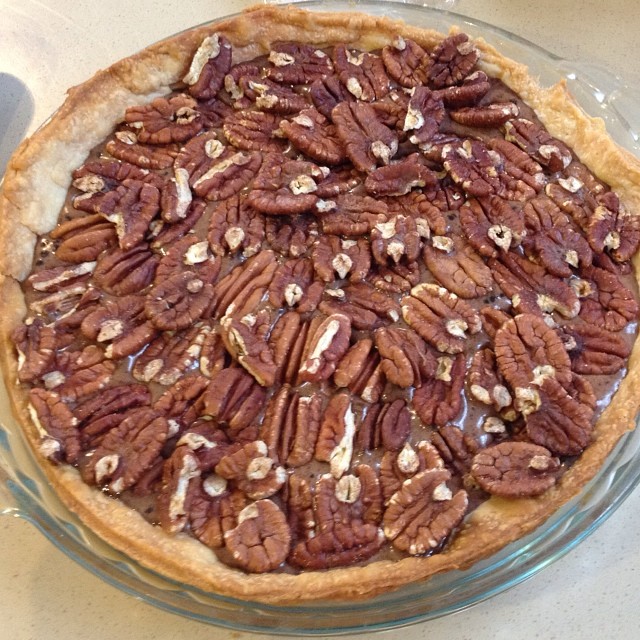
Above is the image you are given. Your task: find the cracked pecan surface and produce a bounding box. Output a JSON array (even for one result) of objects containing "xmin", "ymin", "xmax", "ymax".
[{"xmin": 14, "ymin": 27, "xmax": 639, "ymax": 580}]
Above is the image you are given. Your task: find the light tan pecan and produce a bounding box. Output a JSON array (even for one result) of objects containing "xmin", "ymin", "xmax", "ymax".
[
  {"xmin": 423, "ymin": 235, "xmax": 493, "ymax": 299},
  {"xmin": 402, "ymin": 283, "xmax": 481, "ymax": 354},
  {"xmin": 298, "ymin": 313, "xmax": 352, "ymax": 383},
  {"xmin": 383, "ymin": 469, "xmax": 468, "ymax": 554},
  {"xmin": 224, "ymin": 499, "xmax": 291, "ymax": 573},
  {"xmin": 471, "ymin": 441, "xmax": 560, "ymax": 498}
]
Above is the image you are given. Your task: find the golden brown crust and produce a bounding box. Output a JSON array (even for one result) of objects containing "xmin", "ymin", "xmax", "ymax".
[{"xmin": 1, "ymin": 4, "xmax": 639, "ymax": 603}]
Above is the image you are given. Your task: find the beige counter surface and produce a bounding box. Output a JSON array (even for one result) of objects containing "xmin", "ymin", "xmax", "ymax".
[{"xmin": 1, "ymin": 1, "xmax": 640, "ymax": 638}]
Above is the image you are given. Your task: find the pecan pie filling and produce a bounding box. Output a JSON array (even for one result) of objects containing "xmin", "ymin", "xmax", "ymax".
[{"xmin": 13, "ymin": 31, "xmax": 640, "ymax": 575}]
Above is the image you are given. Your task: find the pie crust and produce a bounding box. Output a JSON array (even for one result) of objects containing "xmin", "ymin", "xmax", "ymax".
[{"xmin": 1, "ymin": 4, "xmax": 640, "ymax": 603}]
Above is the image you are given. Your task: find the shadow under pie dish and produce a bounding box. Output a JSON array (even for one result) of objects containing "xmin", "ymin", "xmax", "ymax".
[{"xmin": 1, "ymin": 0, "xmax": 640, "ymax": 610}]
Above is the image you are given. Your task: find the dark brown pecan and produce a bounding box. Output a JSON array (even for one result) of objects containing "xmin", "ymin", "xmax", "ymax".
[
  {"xmin": 223, "ymin": 110, "xmax": 286, "ymax": 153},
  {"xmin": 358, "ymin": 399, "xmax": 411, "ymax": 452},
  {"xmin": 189, "ymin": 480, "xmax": 247, "ymax": 549},
  {"xmin": 93, "ymin": 243, "xmax": 158, "ymax": 295},
  {"xmin": 314, "ymin": 166, "xmax": 362, "ymax": 200},
  {"xmin": 402, "ymin": 86, "xmax": 445, "ymax": 145},
  {"xmin": 267, "ymin": 43, "xmax": 333, "ymax": 84},
  {"xmin": 374, "ymin": 326, "xmax": 436, "ymax": 388},
  {"xmin": 369, "ymin": 261, "xmax": 421, "ymax": 294},
  {"xmin": 183, "ymin": 34, "xmax": 233, "ymax": 100},
  {"xmin": 428, "ymin": 33, "xmax": 478, "ymax": 88},
  {"xmin": 490, "ymin": 252, "xmax": 580, "ymax": 319},
  {"xmin": 223, "ymin": 62, "xmax": 261, "ymax": 102},
  {"xmin": 450, "ymin": 102, "xmax": 519, "ymax": 127},
  {"xmin": 423, "ymin": 235, "xmax": 493, "ymax": 299},
  {"xmin": 371, "ymin": 215, "xmax": 421, "ymax": 265},
  {"xmin": 285, "ymin": 475, "xmax": 315, "ymax": 540},
  {"xmin": 278, "ymin": 108, "xmax": 346, "ymax": 165},
  {"xmin": 105, "ymin": 133, "xmax": 176, "ymax": 170},
  {"xmin": 431, "ymin": 424, "xmax": 479, "ymax": 477},
  {"xmin": 201, "ymin": 367, "xmax": 266, "ymax": 436},
  {"xmin": 97, "ymin": 179, "xmax": 161, "ymax": 251},
  {"xmin": 434, "ymin": 70, "xmax": 491, "ymax": 107},
  {"xmin": 560, "ymin": 323, "xmax": 631, "ymax": 375},
  {"xmin": 154, "ymin": 374, "xmax": 210, "ymax": 434},
  {"xmin": 28, "ymin": 388, "xmax": 80, "ymax": 464},
  {"xmin": 503, "ymin": 118, "xmax": 572, "ymax": 172},
  {"xmin": 310, "ymin": 74, "xmax": 354, "ymax": 119},
  {"xmin": 576, "ymin": 265, "xmax": 638, "ymax": 332},
  {"xmin": 311, "ymin": 235, "xmax": 371, "ymax": 284},
  {"xmin": 442, "ymin": 139, "xmax": 501, "ymax": 198},
  {"xmin": 224, "ymin": 499, "xmax": 291, "ymax": 573},
  {"xmin": 260, "ymin": 386, "xmax": 323, "ymax": 467},
  {"xmin": 298, "ymin": 313, "xmax": 351, "ymax": 383},
  {"xmin": 244, "ymin": 78, "xmax": 309, "ymax": 115},
  {"xmin": 208, "ymin": 195, "xmax": 265, "ymax": 258},
  {"xmin": 124, "ymin": 94, "xmax": 202, "ymax": 145},
  {"xmin": 83, "ymin": 407, "xmax": 168, "ymax": 493},
  {"xmin": 27, "ymin": 280, "xmax": 92, "ymax": 320},
  {"xmin": 160, "ymin": 171, "xmax": 192, "ymax": 225},
  {"xmin": 268, "ymin": 258, "xmax": 324, "ymax": 312},
  {"xmin": 381, "ymin": 36, "xmax": 431, "ymax": 88},
  {"xmin": 268, "ymin": 311, "xmax": 307, "ymax": 385},
  {"xmin": 175, "ymin": 421, "xmax": 237, "ymax": 473},
  {"xmin": 52, "ymin": 213, "xmax": 118, "ymax": 263},
  {"xmin": 524, "ymin": 193, "xmax": 576, "ymax": 234},
  {"xmin": 401, "ymin": 283, "xmax": 481, "ymax": 354},
  {"xmin": 587, "ymin": 202, "xmax": 640, "ymax": 264},
  {"xmin": 523, "ymin": 225, "xmax": 592, "ymax": 279},
  {"xmin": 80, "ymin": 294, "xmax": 156, "ymax": 359},
  {"xmin": 525, "ymin": 377, "xmax": 593, "ymax": 456},
  {"xmin": 386, "ymin": 189, "xmax": 448, "ymax": 237},
  {"xmin": 212, "ymin": 250, "xmax": 277, "ymax": 319},
  {"xmin": 488, "ymin": 137, "xmax": 547, "ymax": 195},
  {"xmin": 220, "ymin": 310, "xmax": 277, "ymax": 387},
  {"xmin": 494, "ymin": 314, "xmax": 572, "ymax": 400},
  {"xmin": 480, "ymin": 307, "xmax": 512, "ymax": 341},
  {"xmin": 215, "ymin": 440, "xmax": 286, "ymax": 500},
  {"xmin": 333, "ymin": 338, "xmax": 384, "ymax": 403},
  {"xmin": 333, "ymin": 45, "xmax": 390, "ymax": 101},
  {"xmin": 265, "ymin": 214, "xmax": 319, "ymax": 258},
  {"xmin": 247, "ymin": 157, "xmax": 327, "ymax": 215},
  {"xmin": 187, "ymin": 142, "xmax": 262, "ymax": 203},
  {"xmin": 383, "ymin": 469, "xmax": 468, "ymax": 554},
  {"xmin": 332, "ymin": 102, "xmax": 398, "ymax": 173},
  {"xmin": 132, "ymin": 324, "xmax": 210, "ymax": 385},
  {"xmin": 365, "ymin": 154, "xmax": 438, "ymax": 197},
  {"xmin": 316, "ymin": 193, "xmax": 388, "ymax": 237},
  {"xmin": 44, "ymin": 346, "xmax": 115, "ymax": 403},
  {"xmin": 199, "ymin": 329, "xmax": 229, "ymax": 378},
  {"xmin": 145, "ymin": 270, "xmax": 214, "ymax": 331},
  {"xmin": 157, "ymin": 447, "xmax": 201, "ymax": 534},
  {"xmin": 471, "ymin": 441, "xmax": 560, "ymax": 497},
  {"xmin": 155, "ymin": 234, "xmax": 220, "ymax": 282},
  {"xmin": 149, "ymin": 199, "xmax": 206, "ymax": 250},
  {"xmin": 413, "ymin": 354, "xmax": 465, "ymax": 427},
  {"xmin": 319, "ymin": 282, "xmax": 400, "ymax": 330},
  {"xmin": 289, "ymin": 521, "xmax": 383, "ymax": 570},
  {"xmin": 315, "ymin": 392, "xmax": 356, "ymax": 478},
  {"xmin": 12, "ymin": 320, "xmax": 60, "ymax": 383},
  {"xmin": 468, "ymin": 348, "xmax": 513, "ymax": 413},
  {"xmin": 371, "ymin": 90, "xmax": 410, "ymax": 132}
]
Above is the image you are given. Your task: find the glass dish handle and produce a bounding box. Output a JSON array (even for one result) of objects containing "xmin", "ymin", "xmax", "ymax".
[{"xmin": 556, "ymin": 59, "xmax": 640, "ymax": 155}]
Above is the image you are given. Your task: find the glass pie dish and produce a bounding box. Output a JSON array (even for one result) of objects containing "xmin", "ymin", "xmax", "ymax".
[{"xmin": 1, "ymin": 0, "xmax": 640, "ymax": 634}]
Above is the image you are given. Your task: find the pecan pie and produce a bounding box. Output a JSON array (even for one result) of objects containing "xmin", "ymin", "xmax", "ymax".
[{"xmin": 1, "ymin": 5, "xmax": 640, "ymax": 603}]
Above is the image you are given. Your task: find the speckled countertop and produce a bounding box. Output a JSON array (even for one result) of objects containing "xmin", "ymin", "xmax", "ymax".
[{"xmin": 1, "ymin": 1, "xmax": 640, "ymax": 638}]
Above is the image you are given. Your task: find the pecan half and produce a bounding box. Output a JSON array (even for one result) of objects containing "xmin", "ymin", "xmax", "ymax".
[
  {"xmin": 333, "ymin": 338, "xmax": 384, "ymax": 403},
  {"xmin": 207, "ymin": 195, "xmax": 265, "ymax": 258},
  {"xmin": 268, "ymin": 258, "xmax": 324, "ymax": 312},
  {"xmin": 402, "ymin": 283, "xmax": 481, "ymax": 354},
  {"xmin": 333, "ymin": 46, "xmax": 390, "ymax": 102},
  {"xmin": 184, "ymin": 34, "xmax": 233, "ymax": 100},
  {"xmin": 224, "ymin": 499, "xmax": 291, "ymax": 573},
  {"xmin": 223, "ymin": 110, "xmax": 286, "ymax": 153},
  {"xmin": 471, "ymin": 441, "xmax": 560, "ymax": 497},
  {"xmin": 383, "ymin": 469, "xmax": 468, "ymax": 554},
  {"xmin": 365, "ymin": 154, "xmax": 438, "ymax": 197},
  {"xmin": 93, "ymin": 243, "xmax": 158, "ymax": 296},
  {"xmin": 450, "ymin": 102, "xmax": 519, "ymax": 128},
  {"xmin": 428, "ymin": 33, "xmax": 478, "ymax": 88},
  {"xmin": 423, "ymin": 235, "xmax": 493, "ymax": 299},
  {"xmin": 381, "ymin": 36, "xmax": 431, "ymax": 88},
  {"xmin": 371, "ymin": 215, "xmax": 421, "ymax": 265},
  {"xmin": 315, "ymin": 392, "xmax": 356, "ymax": 478},
  {"xmin": 105, "ymin": 134, "xmax": 176, "ymax": 170},
  {"xmin": 357, "ymin": 399, "xmax": 412, "ymax": 452},
  {"xmin": 52, "ymin": 213, "xmax": 118, "ymax": 263},
  {"xmin": 560, "ymin": 323, "xmax": 631, "ymax": 375},
  {"xmin": 503, "ymin": 118, "xmax": 572, "ymax": 172},
  {"xmin": 310, "ymin": 74, "xmax": 354, "ymax": 119},
  {"xmin": 402, "ymin": 86, "xmax": 445, "ymax": 145},
  {"xmin": 311, "ymin": 235, "xmax": 371, "ymax": 284},
  {"xmin": 316, "ymin": 193, "xmax": 388, "ymax": 237},
  {"xmin": 267, "ymin": 43, "xmax": 334, "ymax": 84},
  {"xmin": 468, "ymin": 348, "xmax": 513, "ymax": 414}
]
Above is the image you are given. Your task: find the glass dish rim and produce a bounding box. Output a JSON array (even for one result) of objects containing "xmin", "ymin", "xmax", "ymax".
[{"xmin": 1, "ymin": 0, "xmax": 640, "ymax": 634}]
